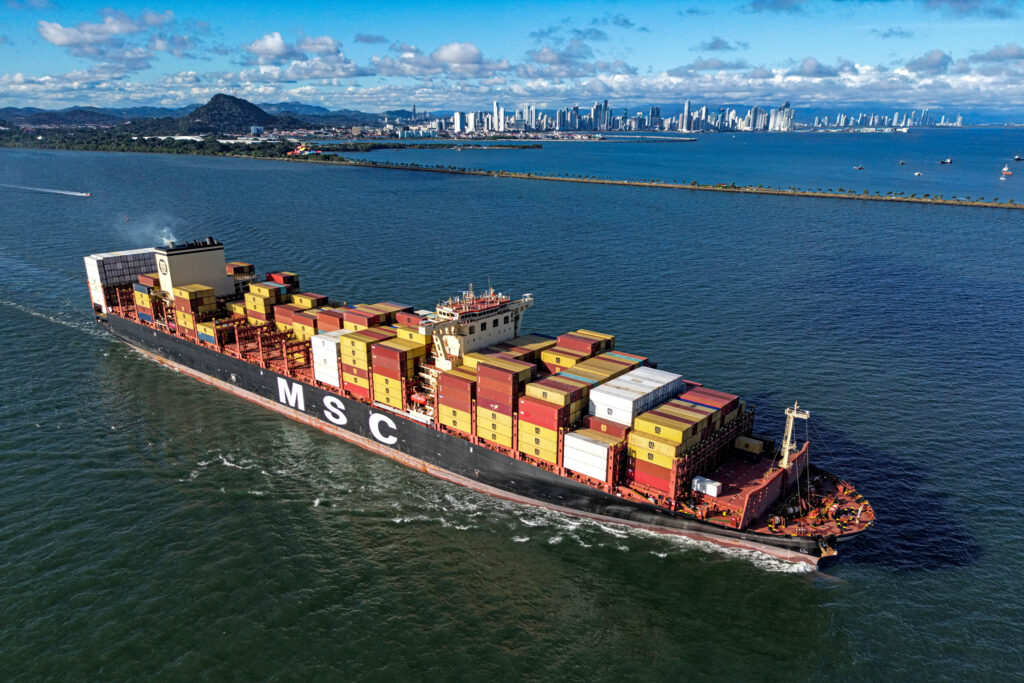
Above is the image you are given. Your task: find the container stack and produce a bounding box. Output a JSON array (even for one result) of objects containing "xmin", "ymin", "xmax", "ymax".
[
  {"xmin": 393, "ymin": 322, "xmax": 432, "ymax": 348},
  {"xmin": 518, "ymin": 376, "xmax": 586, "ymax": 464},
  {"xmin": 588, "ymin": 367, "xmax": 686, "ymax": 426},
  {"xmin": 196, "ymin": 320, "xmax": 236, "ymax": 346},
  {"xmin": 343, "ymin": 305, "xmax": 390, "ymax": 331},
  {"xmin": 291, "ymin": 292, "xmax": 329, "ymax": 309},
  {"xmin": 172, "ymin": 284, "xmax": 216, "ymax": 332},
  {"xmin": 133, "ymin": 282, "xmax": 154, "ymax": 323},
  {"xmin": 540, "ymin": 329, "xmax": 615, "ymax": 374},
  {"xmin": 227, "ymin": 301, "xmax": 247, "ymax": 318},
  {"xmin": 563, "ymin": 428, "xmax": 624, "ymax": 483},
  {"xmin": 371, "ymin": 338, "xmax": 428, "ymax": 411},
  {"xmin": 436, "ymin": 367, "xmax": 476, "ymax": 436},
  {"xmin": 475, "ymin": 358, "xmax": 534, "ymax": 448},
  {"xmin": 373, "ymin": 301, "xmax": 414, "ymax": 322},
  {"xmin": 225, "ymin": 262, "xmax": 255, "ymax": 277},
  {"xmin": 291, "ymin": 311, "xmax": 319, "ymax": 341},
  {"xmin": 626, "ymin": 397, "xmax": 721, "ymax": 496},
  {"xmin": 84, "ymin": 248, "xmax": 158, "ymax": 313},
  {"xmin": 679, "ymin": 386, "xmax": 741, "ymax": 425},
  {"xmin": 311, "ymin": 330, "xmax": 352, "ymax": 387},
  {"xmin": 273, "ymin": 304, "xmax": 304, "ymax": 333},
  {"xmin": 313, "ymin": 309, "xmax": 342, "ymax": 332},
  {"xmin": 339, "ymin": 328, "xmax": 397, "ymax": 400},
  {"xmin": 266, "ymin": 271, "xmax": 300, "ymax": 293},
  {"xmin": 244, "ymin": 282, "xmax": 290, "ymax": 326}
]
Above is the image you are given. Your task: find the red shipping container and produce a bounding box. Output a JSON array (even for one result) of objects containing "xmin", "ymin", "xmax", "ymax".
[
  {"xmin": 438, "ymin": 384, "xmax": 474, "ymax": 403},
  {"xmin": 372, "ymin": 366, "xmax": 404, "ymax": 381},
  {"xmin": 583, "ymin": 415, "xmax": 631, "ymax": 439},
  {"xmin": 273, "ymin": 305, "xmax": 296, "ymax": 323},
  {"xmin": 557, "ymin": 333, "xmax": 601, "ymax": 355},
  {"xmin": 246, "ymin": 308, "xmax": 269, "ymax": 322},
  {"xmin": 317, "ymin": 310, "xmax": 345, "ymax": 331},
  {"xmin": 292, "ymin": 311, "xmax": 317, "ymax": 325},
  {"xmin": 477, "ymin": 377, "xmax": 520, "ymax": 395},
  {"xmin": 477, "ymin": 397, "xmax": 514, "ymax": 414},
  {"xmin": 341, "ymin": 365, "xmax": 370, "ymax": 380},
  {"xmin": 138, "ymin": 274, "xmax": 160, "ymax": 288},
  {"xmin": 345, "ymin": 382, "xmax": 371, "ymax": 400},
  {"xmin": 395, "ymin": 311, "xmax": 425, "ymax": 326},
  {"xmin": 437, "ymin": 396, "xmax": 473, "ymax": 412},
  {"xmin": 517, "ymin": 395, "xmax": 570, "ymax": 428},
  {"xmin": 680, "ymin": 387, "xmax": 739, "ymax": 414}
]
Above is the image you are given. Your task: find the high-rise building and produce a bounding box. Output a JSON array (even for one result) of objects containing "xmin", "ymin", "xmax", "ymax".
[
  {"xmin": 498, "ymin": 107, "xmax": 505, "ymax": 132},
  {"xmin": 453, "ymin": 112, "xmax": 464, "ymax": 134},
  {"xmin": 466, "ymin": 112, "xmax": 476, "ymax": 133},
  {"xmin": 682, "ymin": 100, "xmax": 691, "ymax": 132},
  {"xmin": 493, "ymin": 101, "xmax": 499, "ymax": 131}
]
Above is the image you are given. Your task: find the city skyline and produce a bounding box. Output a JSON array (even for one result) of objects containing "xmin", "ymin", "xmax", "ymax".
[{"xmin": 2, "ymin": 0, "xmax": 1024, "ymax": 114}]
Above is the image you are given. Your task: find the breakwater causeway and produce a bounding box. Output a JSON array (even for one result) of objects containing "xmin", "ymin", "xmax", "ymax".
[{"xmin": 276, "ymin": 154, "xmax": 1024, "ymax": 210}]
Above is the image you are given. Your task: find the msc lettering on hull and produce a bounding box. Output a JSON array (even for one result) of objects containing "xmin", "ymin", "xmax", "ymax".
[{"xmin": 276, "ymin": 378, "xmax": 398, "ymax": 446}]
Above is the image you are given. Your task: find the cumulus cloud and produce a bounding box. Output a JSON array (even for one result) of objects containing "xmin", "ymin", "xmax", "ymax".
[
  {"xmin": 671, "ymin": 57, "xmax": 750, "ymax": 73},
  {"xmin": 38, "ymin": 13, "xmax": 146, "ymax": 47},
  {"xmin": 244, "ymin": 32, "xmax": 305, "ymax": 63},
  {"xmin": 695, "ymin": 36, "xmax": 748, "ymax": 51},
  {"xmin": 969, "ymin": 42, "xmax": 1024, "ymax": 61},
  {"xmin": 787, "ymin": 57, "xmax": 839, "ymax": 77},
  {"xmin": 298, "ymin": 35, "xmax": 341, "ymax": 55},
  {"xmin": 354, "ymin": 34, "xmax": 387, "ymax": 44},
  {"xmin": 905, "ymin": 49, "xmax": 953, "ymax": 74}
]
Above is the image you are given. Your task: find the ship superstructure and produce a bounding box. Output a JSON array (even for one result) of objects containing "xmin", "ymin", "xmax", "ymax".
[{"xmin": 84, "ymin": 238, "xmax": 874, "ymax": 565}]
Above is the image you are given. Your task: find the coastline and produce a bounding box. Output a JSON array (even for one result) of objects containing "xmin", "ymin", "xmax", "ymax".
[{"xmin": 2, "ymin": 141, "xmax": 1020, "ymax": 210}]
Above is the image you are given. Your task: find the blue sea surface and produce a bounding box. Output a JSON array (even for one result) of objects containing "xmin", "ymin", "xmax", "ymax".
[
  {"xmin": 1, "ymin": 142, "xmax": 1022, "ymax": 680},
  {"xmin": 346, "ymin": 128, "xmax": 1024, "ymax": 203}
]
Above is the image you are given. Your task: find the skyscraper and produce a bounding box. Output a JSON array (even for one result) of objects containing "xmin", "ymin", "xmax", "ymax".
[
  {"xmin": 682, "ymin": 100, "xmax": 691, "ymax": 132},
  {"xmin": 453, "ymin": 111, "xmax": 464, "ymax": 133}
]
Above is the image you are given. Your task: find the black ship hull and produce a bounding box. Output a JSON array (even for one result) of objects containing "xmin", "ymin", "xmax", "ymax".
[{"xmin": 102, "ymin": 314, "xmax": 829, "ymax": 565}]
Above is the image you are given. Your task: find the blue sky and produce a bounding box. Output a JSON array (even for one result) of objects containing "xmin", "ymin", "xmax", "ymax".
[{"xmin": 2, "ymin": 0, "xmax": 1024, "ymax": 113}]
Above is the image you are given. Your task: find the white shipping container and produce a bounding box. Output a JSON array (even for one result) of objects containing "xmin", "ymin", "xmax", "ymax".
[
  {"xmin": 313, "ymin": 364, "xmax": 341, "ymax": 387},
  {"xmin": 563, "ymin": 450, "xmax": 608, "ymax": 482},
  {"xmin": 563, "ymin": 431, "xmax": 613, "ymax": 457},
  {"xmin": 692, "ymin": 475, "xmax": 723, "ymax": 497}
]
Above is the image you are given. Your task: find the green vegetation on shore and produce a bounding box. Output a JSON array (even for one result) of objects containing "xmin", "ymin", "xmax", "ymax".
[{"xmin": 1, "ymin": 129, "xmax": 1017, "ymax": 210}]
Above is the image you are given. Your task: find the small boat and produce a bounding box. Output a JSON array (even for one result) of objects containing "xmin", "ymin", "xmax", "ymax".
[
  {"xmin": 853, "ymin": 165, "xmax": 864, "ymax": 170},
  {"xmin": 914, "ymin": 172, "xmax": 923, "ymax": 176},
  {"xmin": 1014, "ymin": 155, "xmax": 1022, "ymax": 161},
  {"xmin": 84, "ymin": 192, "xmax": 92, "ymax": 197},
  {"xmin": 940, "ymin": 158, "xmax": 952, "ymax": 165},
  {"xmin": 899, "ymin": 160, "xmax": 906, "ymax": 165},
  {"xmin": 1002, "ymin": 165, "xmax": 1013, "ymax": 176}
]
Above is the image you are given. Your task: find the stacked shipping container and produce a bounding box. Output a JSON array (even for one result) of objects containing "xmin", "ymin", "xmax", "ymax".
[
  {"xmin": 476, "ymin": 358, "xmax": 534, "ymax": 448},
  {"xmin": 436, "ymin": 367, "xmax": 476, "ymax": 436},
  {"xmin": 339, "ymin": 328, "xmax": 396, "ymax": 400},
  {"xmin": 371, "ymin": 338, "xmax": 428, "ymax": 410}
]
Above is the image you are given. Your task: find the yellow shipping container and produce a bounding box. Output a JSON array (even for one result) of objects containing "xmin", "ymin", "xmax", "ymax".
[
  {"xmin": 476, "ymin": 408, "xmax": 512, "ymax": 427},
  {"xmin": 522, "ymin": 443, "xmax": 558, "ymax": 464},
  {"xmin": 628, "ymin": 445, "xmax": 678, "ymax": 470},
  {"xmin": 655, "ymin": 404, "xmax": 710, "ymax": 433},
  {"xmin": 518, "ymin": 426, "xmax": 558, "ymax": 450},
  {"xmin": 375, "ymin": 337, "xmax": 428, "ymax": 358},
  {"xmin": 378, "ymin": 394, "xmax": 404, "ymax": 410},
  {"xmin": 628, "ymin": 430, "xmax": 686, "ymax": 459},
  {"xmin": 438, "ymin": 414, "xmax": 472, "ymax": 434},
  {"xmin": 540, "ymin": 347, "xmax": 588, "ymax": 368},
  {"xmin": 276, "ymin": 321, "xmax": 293, "ymax": 333},
  {"xmin": 477, "ymin": 420, "xmax": 513, "ymax": 438},
  {"xmin": 394, "ymin": 324, "xmax": 431, "ymax": 345},
  {"xmin": 244, "ymin": 293, "xmax": 274, "ymax": 314},
  {"xmin": 342, "ymin": 355, "xmax": 370, "ymax": 371},
  {"xmin": 632, "ymin": 413, "xmax": 696, "ymax": 445},
  {"xmin": 246, "ymin": 316, "xmax": 266, "ymax": 327},
  {"xmin": 343, "ymin": 320, "xmax": 370, "ymax": 332},
  {"xmin": 196, "ymin": 322, "xmax": 217, "ymax": 337},
  {"xmin": 524, "ymin": 382, "xmax": 576, "ymax": 406},
  {"xmin": 343, "ymin": 373, "xmax": 370, "ymax": 389},
  {"xmin": 480, "ymin": 431, "xmax": 513, "ymax": 448},
  {"xmin": 228, "ymin": 301, "xmax": 246, "ymax": 316},
  {"xmin": 248, "ymin": 283, "xmax": 282, "ymax": 298},
  {"xmin": 438, "ymin": 405, "xmax": 472, "ymax": 423},
  {"xmin": 175, "ymin": 311, "xmax": 195, "ymax": 330},
  {"xmin": 290, "ymin": 294, "xmax": 320, "ymax": 309},
  {"xmin": 375, "ymin": 384, "xmax": 403, "ymax": 402}
]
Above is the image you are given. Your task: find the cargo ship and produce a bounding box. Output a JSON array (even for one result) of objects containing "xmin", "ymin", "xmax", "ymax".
[{"xmin": 85, "ymin": 238, "xmax": 874, "ymax": 566}]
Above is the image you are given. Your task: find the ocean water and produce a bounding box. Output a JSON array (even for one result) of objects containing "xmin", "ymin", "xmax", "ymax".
[
  {"xmin": 1, "ymin": 145, "xmax": 1023, "ymax": 680},
  {"xmin": 347, "ymin": 128, "xmax": 1024, "ymax": 203}
]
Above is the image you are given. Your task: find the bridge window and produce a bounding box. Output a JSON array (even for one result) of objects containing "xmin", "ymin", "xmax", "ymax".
[
  {"xmin": 481, "ymin": 322, "xmax": 487, "ymax": 331},
  {"xmin": 468, "ymin": 325, "xmax": 475, "ymax": 334},
  {"xmin": 504, "ymin": 316, "xmax": 509, "ymax": 324}
]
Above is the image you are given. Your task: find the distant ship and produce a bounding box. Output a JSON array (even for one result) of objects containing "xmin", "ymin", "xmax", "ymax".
[
  {"xmin": 1014, "ymin": 155, "xmax": 1022, "ymax": 162},
  {"xmin": 899, "ymin": 160, "xmax": 906, "ymax": 165},
  {"xmin": 853, "ymin": 165, "xmax": 864, "ymax": 170},
  {"xmin": 1002, "ymin": 165, "xmax": 1013, "ymax": 176},
  {"xmin": 914, "ymin": 172, "xmax": 923, "ymax": 176},
  {"xmin": 940, "ymin": 158, "xmax": 952, "ymax": 165}
]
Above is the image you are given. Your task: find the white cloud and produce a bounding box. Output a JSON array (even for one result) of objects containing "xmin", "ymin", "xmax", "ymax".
[
  {"xmin": 244, "ymin": 32, "xmax": 304, "ymax": 63},
  {"xmin": 38, "ymin": 13, "xmax": 144, "ymax": 47},
  {"xmin": 298, "ymin": 35, "xmax": 340, "ymax": 55}
]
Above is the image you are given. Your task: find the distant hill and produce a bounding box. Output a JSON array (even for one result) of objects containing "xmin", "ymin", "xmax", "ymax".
[
  {"xmin": 1, "ymin": 94, "xmax": 392, "ymax": 132},
  {"xmin": 23, "ymin": 108, "xmax": 126, "ymax": 127},
  {"xmin": 258, "ymin": 101, "xmax": 332, "ymax": 116}
]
